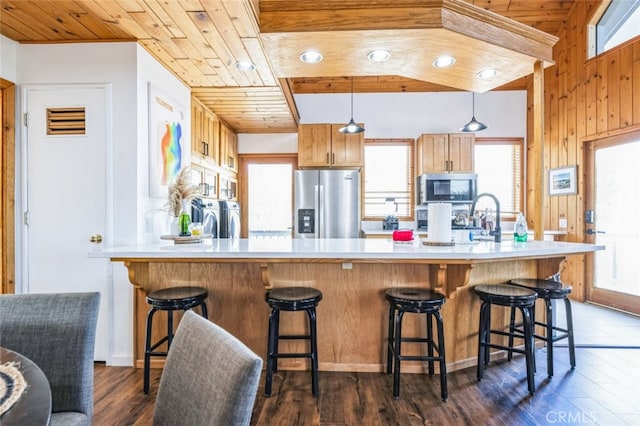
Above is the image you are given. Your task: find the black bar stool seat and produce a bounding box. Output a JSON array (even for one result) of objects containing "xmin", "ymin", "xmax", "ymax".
[
  {"xmin": 144, "ymin": 286, "xmax": 208, "ymax": 394},
  {"xmin": 265, "ymin": 286, "xmax": 322, "ymax": 397},
  {"xmin": 509, "ymin": 278, "xmax": 575, "ymax": 377},
  {"xmin": 474, "ymin": 284, "xmax": 537, "ymax": 395},
  {"xmin": 385, "ymin": 287, "xmax": 448, "ymax": 401}
]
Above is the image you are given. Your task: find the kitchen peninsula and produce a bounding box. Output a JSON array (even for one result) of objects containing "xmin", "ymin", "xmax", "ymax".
[{"xmin": 90, "ymin": 239, "xmax": 603, "ymax": 373}]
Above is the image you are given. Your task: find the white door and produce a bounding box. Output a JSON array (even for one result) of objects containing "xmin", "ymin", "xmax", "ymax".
[{"xmin": 25, "ymin": 85, "xmax": 111, "ymax": 361}]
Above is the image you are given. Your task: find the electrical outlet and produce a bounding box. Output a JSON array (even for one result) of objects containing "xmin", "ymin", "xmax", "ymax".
[
  {"xmin": 559, "ymin": 218, "xmax": 568, "ymax": 229},
  {"xmin": 342, "ymin": 262, "xmax": 352, "ymax": 270}
]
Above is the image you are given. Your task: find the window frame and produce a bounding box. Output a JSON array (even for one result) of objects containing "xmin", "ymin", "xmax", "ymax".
[
  {"xmin": 362, "ymin": 138, "xmax": 415, "ymax": 222},
  {"xmin": 474, "ymin": 137, "xmax": 525, "ymax": 220},
  {"xmin": 588, "ymin": 0, "xmax": 640, "ymax": 58}
]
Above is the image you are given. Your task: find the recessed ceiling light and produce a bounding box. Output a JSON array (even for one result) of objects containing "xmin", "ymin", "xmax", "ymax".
[
  {"xmin": 300, "ymin": 51, "xmax": 323, "ymax": 64},
  {"xmin": 367, "ymin": 49, "xmax": 390, "ymax": 63},
  {"xmin": 432, "ymin": 55, "xmax": 456, "ymax": 68},
  {"xmin": 235, "ymin": 61, "xmax": 256, "ymax": 72},
  {"xmin": 477, "ymin": 68, "xmax": 499, "ymax": 79}
]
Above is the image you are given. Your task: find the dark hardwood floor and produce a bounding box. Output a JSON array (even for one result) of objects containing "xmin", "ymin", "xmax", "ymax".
[{"xmin": 94, "ymin": 302, "xmax": 640, "ymax": 425}]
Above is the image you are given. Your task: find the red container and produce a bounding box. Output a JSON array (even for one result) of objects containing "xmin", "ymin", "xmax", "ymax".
[{"xmin": 392, "ymin": 229, "xmax": 414, "ymax": 241}]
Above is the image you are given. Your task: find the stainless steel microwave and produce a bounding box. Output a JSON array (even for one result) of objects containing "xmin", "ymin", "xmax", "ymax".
[{"xmin": 418, "ymin": 173, "xmax": 477, "ymax": 204}]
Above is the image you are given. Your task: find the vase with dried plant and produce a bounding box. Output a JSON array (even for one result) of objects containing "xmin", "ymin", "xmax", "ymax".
[{"xmin": 166, "ymin": 167, "xmax": 199, "ymax": 235}]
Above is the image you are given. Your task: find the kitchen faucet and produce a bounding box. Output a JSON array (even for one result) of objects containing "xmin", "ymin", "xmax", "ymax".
[{"xmin": 470, "ymin": 193, "xmax": 501, "ymax": 243}]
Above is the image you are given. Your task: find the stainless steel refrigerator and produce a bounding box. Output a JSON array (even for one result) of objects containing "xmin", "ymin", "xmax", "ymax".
[{"xmin": 294, "ymin": 170, "xmax": 361, "ymax": 238}]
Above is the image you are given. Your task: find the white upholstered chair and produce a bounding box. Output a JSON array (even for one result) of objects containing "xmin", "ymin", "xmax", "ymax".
[{"xmin": 153, "ymin": 310, "xmax": 263, "ymax": 426}]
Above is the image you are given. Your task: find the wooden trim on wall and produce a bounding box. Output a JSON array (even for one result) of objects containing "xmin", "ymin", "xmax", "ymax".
[
  {"xmin": 531, "ymin": 60, "xmax": 545, "ymax": 242},
  {"xmin": 238, "ymin": 153, "xmax": 298, "ymax": 238},
  {"xmin": 1, "ymin": 78, "xmax": 16, "ymax": 294}
]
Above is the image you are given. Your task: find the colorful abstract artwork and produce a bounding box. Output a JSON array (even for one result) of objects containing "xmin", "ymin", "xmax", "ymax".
[{"xmin": 148, "ymin": 83, "xmax": 186, "ymax": 197}]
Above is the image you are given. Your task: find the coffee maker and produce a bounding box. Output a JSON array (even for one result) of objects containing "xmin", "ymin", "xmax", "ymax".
[
  {"xmin": 383, "ymin": 215, "xmax": 399, "ymax": 230},
  {"xmin": 382, "ymin": 197, "xmax": 399, "ymax": 230}
]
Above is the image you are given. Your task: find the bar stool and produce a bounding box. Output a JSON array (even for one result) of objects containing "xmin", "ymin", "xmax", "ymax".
[
  {"xmin": 474, "ymin": 284, "xmax": 537, "ymax": 395},
  {"xmin": 509, "ymin": 278, "xmax": 575, "ymax": 377},
  {"xmin": 144, "ymin": 286, "xmax": 208, "ymax": 394},
  {"xmin": 385, "ymin": 287, "xmax": 448, "ymax": 401},
  {"xmin": 265, "ymin": 286, "xmax": 322, "ymax": 397}
]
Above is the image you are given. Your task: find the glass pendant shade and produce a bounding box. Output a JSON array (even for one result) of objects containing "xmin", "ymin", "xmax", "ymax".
[
  {"xmin": 340, "ymin": 77, "xmax": 365, "ymax": 134},
  {"xmin": 460, "ymin": 92, "xmax": 487, "ymax": 132}
]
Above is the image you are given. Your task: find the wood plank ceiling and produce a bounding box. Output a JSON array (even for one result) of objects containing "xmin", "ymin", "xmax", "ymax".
[{"xmin": 0, "ymin": 0, "xmax": 573, "ymax": 133}]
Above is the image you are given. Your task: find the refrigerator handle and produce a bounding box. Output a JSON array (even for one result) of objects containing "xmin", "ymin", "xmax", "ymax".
[{"xmin": 317, "ymin": 184, "xmax": 324, "ymax": 238}]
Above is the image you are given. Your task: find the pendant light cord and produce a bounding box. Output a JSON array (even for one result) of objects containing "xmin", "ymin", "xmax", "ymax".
[
  {"xmin": 472, "ymin": 92, "xmax": 475, "ymax": 116},
  {"xmin": 350, "ymin": 77, "xmax": 354, "ymax": 118}
]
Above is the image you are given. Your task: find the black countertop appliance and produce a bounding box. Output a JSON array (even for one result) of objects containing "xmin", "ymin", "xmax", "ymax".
[{"xmin": 383, "ymin": 215, "xmax": 399, "ymax": 230}]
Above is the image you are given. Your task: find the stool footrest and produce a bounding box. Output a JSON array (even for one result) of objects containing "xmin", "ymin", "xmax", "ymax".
[
  {"xmin": 399, "ymin": 337, "xmax": 434, "ymax": 343},
  {"xmin": 394, "ymin": 354, "xmax": 444, "ymax": 362},
  {"xmin": 485, "ymin": 342, "xmax": 529, "ymax": 355},
  {"xmin": 489, "ymin": 329, "xmax": 527, "ymax": 340},
  {"xmin": 277, "ymin": 334, "xmax": 311, "ymax": 340},
  {"xmin": 270, "ymin": 353, "xmax": 313, "ymax": 359},
  {"xmin": 513, "ymin": 323, "xmax": 571, "ymax": 343}
]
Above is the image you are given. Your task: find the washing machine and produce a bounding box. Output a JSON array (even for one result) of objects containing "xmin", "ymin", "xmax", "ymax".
[
  {"xmin": 219, "ymin": 200, "xmax": 241, "ymax": 239},
  {"xmin": 192, "ymin": 198, "xmax": 220, "ymax": 239}
]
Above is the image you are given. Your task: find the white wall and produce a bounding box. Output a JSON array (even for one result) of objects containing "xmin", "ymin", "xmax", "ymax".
[
  {"xmin": 238, "ymin": 91, "xmax": 526, "ymax": 153},
  {"xmin": 136, "ymin": 44, "xmax": 191, "ymax": 242},
  {"xmin": 0, "ymin": 34, "xmax": 18, "ymax": 82},
  {"xmin": 238, "ymin": 133, "xmax": 298, "ymax": 153},
  {"xmin": 296, "ymin": 90, "xmax": 526, "ymax": 138},
  {"xmin": 17, "ymin": 42, "xmax": 139, "ymax": 366},
  {"xmin": 14, "ymin": 42, "xmax": 191, "ymax": 366}
]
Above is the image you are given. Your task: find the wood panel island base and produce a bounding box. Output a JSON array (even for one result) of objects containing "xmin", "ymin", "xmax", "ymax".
[{"xmin": 91, "ymin": 239, "xmax": 603, "ymax": 374}]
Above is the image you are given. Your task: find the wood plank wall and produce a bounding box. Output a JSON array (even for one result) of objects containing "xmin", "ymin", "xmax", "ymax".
[
  {"xmin": 526, "ymin": 0, "xmax": 640, "ymax": 299},
  {"xmin": 0, "ymin": 79, "xmax": 16, "ymax": 295}
]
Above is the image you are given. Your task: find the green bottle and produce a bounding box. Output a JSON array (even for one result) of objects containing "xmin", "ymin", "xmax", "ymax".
[{"xmin": 178, "ymin": 200, "xmax": 191, "ymax": 236}]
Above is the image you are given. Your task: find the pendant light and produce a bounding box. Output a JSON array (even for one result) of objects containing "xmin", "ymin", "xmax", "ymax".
[
  {"xmin": 460, "ymin": 92, "xmax": 487, "ymax": 132},
  {"xmin": 339, "ymin": 77, "xmax": 365, "ymax": 134}
]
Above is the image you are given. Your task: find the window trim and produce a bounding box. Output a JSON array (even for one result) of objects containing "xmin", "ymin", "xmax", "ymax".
[
  {"xmin": 474, "ymin": 137, "xmax": 525, "ymax": 220},
  {"xmin": 587, "ymin": 0, "xmax": 640, "ymax": 58},
  {"xmin": 362, "ymin": 138, "xmax": 415, "ymax": 221}
]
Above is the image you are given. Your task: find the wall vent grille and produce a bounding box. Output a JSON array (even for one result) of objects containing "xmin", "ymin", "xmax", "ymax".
[{"xmin": 46, "ymin": 107, "xmax": 86, "ymax": 135}]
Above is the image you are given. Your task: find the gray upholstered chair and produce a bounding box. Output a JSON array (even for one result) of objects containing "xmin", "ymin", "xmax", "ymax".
[
  {"xmin": 0, "ymin": 292, "xmax": 100, "ymax": 426},
  {"xmin": 153, "ymin": 310, "xmax": 263, "ymax": 426}
]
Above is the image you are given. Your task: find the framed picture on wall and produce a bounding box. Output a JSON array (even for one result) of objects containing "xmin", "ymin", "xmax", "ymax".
[
  {"xmin": 548, "ymin": 165, "xmax": 577, "ymax": 196},
  {"xmin": 148, "ymin": 83, "xmax": 187, "ymax": 198}
]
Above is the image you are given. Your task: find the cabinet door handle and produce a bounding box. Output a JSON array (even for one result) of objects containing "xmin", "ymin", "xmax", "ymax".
[
  {"xmin": 332, "ymin": 153, "xmax": 335, "ymax": 164},
  {"xmin": 327, "ymin": 153, "xmax": 330, "ymax": 164}
]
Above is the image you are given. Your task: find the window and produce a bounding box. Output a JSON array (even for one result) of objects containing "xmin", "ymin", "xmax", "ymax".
[
  {"xmin": 239, "ymin": 154, "xmax": 297, "ymax": 239},
  {"xmin": 589, "ymin": 0, "xmax": 640, "ymax": 57},
  {"xmin": 363, "ymin": 139, "xmax": 413, "ymax": 220},
  {"xmin": 474, "ymin": 138, "xmax": 523, "ymax": 219}
]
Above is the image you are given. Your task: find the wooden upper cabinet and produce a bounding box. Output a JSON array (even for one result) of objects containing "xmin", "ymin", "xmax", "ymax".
[
  {"xmin": 219, "ymin": 121, "xmax": 238, "ymax": 172},
  {"xmin": 416, "ymin": 133, "xmax": 474, "ymax": 174},
  {"xmin": 191, "ymin": 97, "xmax": 219, "ymax": 165},
  {"xmin": 330, "ymin": 124, "xmax": 365, "ymax": 167},
  {"xmin": 298, "ymin": 124, "xmax": 332, "ymax": 166},
  {"xmin": 448, "ymin": 133, "xmax": 475, "ymax": 172},
  {"xmin": 191, "ymin": 100, "xmax": 205, "ymax": 156},
  {"xmin": 298, "ymin": 123, "xmax": 364, "ymax": 167}
]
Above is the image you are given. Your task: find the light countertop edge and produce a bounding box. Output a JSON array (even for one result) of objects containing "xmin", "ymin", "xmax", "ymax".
[{"xmin": 88, "ymin": 239, "xmax": 604, "ymax": 261}]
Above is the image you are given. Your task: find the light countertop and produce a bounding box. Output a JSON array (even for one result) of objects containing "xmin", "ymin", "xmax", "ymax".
[
  {"xmin": 89, "ymin": 238, "xmax": 603, "ymax": 261},
  {"xmin": 360, "ymin": 229, "xmax": 567, "ymax": 236}
]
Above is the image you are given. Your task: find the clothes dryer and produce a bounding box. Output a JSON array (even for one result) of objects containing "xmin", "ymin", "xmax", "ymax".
[
  {"xmin": 192, "ymin": 198, "xmax": 220, "ymax": 239},
  {"xmin": 219, "ymin": 200, "xmax": 240, "ymax": 239}
]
